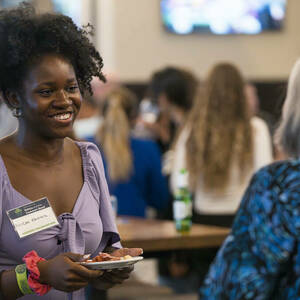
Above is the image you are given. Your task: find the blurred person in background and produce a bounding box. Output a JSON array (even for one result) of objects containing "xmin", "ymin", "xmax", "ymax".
[
  {"xmin": 244, "ymin": 82, "xmax": 277, "ymax": 140},
  {"xmin": 90, "ymin": 87, "xmax": 169, "ymax": 218},
  {"xmin": 137, "ymin": 67, "xmax": 199, "ymax": 292},
  {"xmin": 169, "ymin": 62, "xmax": 273, "ymax": 227},
  {"xmin": 199, "ymin": 58, "xmax": 300, "ymax": 300},
  {"xmin": 91, "ymin": 73, "xmax": 120, "ymax": 108},
  {"xmin": 136, "ymin": 66, "xmax": 199, "ymax": 153},
  {"xmin": 73, "ymin": 94, "xmax": 102, "ymax": 140},
  {"xmin": 244, "ymin": 82, "xmax": 259, "ymax": 117},
  {"xmin": 0, "ymin": 98, "xmax": 18, "ymax": 138},
  {"xmin": 160, "ymin": 62, "xmax": 273, "ymax": 293},
  {"xmin": 73, "ymin": 75, "xmax": 120, "ymax": 141},
  {"xmin": 244, "ymin": 82, "xmax": 287, "ymax": 160}
]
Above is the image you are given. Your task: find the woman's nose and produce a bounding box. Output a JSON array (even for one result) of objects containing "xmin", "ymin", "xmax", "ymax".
[{"xmin": 54, "ymin": 90, "xmax": 72, "ymax": 106}]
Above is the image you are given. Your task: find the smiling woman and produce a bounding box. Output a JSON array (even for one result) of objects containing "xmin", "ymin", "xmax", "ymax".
[{"xmin": 0, "ymin": 2, "xmax": 142, "ymax": 300}]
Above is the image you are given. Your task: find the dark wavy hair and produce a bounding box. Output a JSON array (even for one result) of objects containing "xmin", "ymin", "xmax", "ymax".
[
  {"xmin": 0, "ymin": 2, "xmax": 106, "ymax": 104},
  {"xmin": 148, "ymin": 67, "xmax": 198, "ymax": 112}
]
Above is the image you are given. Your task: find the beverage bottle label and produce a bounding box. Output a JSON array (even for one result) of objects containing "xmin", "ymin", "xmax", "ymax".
[{"xmin": 173, "ymin": 201, "xmax": 191, "ymax": 219}]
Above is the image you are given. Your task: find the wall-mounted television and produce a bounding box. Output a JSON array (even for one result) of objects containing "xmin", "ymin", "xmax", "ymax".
[{"xmin": 161, "ymin": 0, "xmax": 287, "ymax": 35}]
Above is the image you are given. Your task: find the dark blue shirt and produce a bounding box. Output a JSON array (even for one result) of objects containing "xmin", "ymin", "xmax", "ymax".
[
  {"xmin": 90, "ymin": 137, "xmax": 169, "ymax": 217},
  {"xmin": 200, "ymin": 160, "xmax": 300, "ymax": 299}
]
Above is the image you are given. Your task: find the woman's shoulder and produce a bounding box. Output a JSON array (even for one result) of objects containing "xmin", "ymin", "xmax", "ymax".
[
  {"xmin": 254, "ymin": 159, "xmax": 300, "ymax": 190},
  {"xmin": 250, "ymin": 115, "xmax": 268, "ymax": 128},
  {"xmin": 73, "ymin": 140, "xmax": 105, "ymax": 194},
  {"xmin": 250, "ymin": 116, "xmax": 271, "ymax": 138},
  {"xmin": 74, "ymin": 139, "xmax": 102, "ymax": 161},
  {"xmin": 257, "ymin": 159, "xmax": 300, "ymax": 174}
]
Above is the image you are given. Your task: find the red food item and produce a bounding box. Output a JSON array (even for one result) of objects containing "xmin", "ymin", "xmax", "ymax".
[{"xmin": 85, "ymin": 252, "xmax": 122, "ymax": 262}]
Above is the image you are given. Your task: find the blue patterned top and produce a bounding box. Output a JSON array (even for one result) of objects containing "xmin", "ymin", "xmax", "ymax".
[{"xmin": 199, "ymin": 160, "xmax": 300, "ymax": 300}]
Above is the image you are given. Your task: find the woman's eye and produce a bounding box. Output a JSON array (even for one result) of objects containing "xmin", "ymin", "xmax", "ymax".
[
  {"xmin": 67, "ymin": 85, "xmax": 79, "ymax": 93},
  {"xmin": 38, "ymin": 89, "xmax": 53, "ymax": 97}
]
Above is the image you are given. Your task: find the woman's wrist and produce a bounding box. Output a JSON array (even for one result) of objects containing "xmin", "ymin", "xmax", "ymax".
[
  {"xmin": 36, "ymin": 260, "xmax": 48, "ymax": 284},
  {"xmin": 15, "ymin": 264, "xmax": 34, "ymax": 295},
  {"xmin": 23, "ymin": 251, "xmax": 51, "ymax": 295}
]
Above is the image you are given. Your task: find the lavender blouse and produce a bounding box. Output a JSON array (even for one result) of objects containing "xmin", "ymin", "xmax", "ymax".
[{"xmin": 0, "ymin": 141, "xmax": 121, "ymax": 299}]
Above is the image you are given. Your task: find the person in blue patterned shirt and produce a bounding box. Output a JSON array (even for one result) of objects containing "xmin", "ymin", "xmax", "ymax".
[{"xmin": 199, "ymin": 58, "xmax": 300, "ymax": 300}]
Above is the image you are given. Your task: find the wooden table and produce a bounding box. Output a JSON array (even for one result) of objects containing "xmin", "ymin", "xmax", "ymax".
[{"xmin": 117, "ymin": 217, "xmax": 230, "ymax": 252}]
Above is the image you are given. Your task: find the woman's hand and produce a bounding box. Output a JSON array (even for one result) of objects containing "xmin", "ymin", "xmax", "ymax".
[
  {"xmin": 38, "ymin": 252, "xmax": 102, "ymax": 292},
  {"xmin": 90, "ymin": 266, "xmax": 134, "ymax": 290},
  {"xmin": 91, "ymin": 247, "xmax": 143, "ymax": 290}
]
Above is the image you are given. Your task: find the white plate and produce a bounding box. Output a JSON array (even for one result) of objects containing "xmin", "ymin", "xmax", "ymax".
[{"xmin": 80, "ymin": 256, "xmax": 144, "ymax": 270}]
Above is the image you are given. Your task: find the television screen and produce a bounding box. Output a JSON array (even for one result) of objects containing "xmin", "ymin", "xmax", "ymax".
[{"xmin": 161, "ymin": 0, "xmax": 287, "ymax": 35}]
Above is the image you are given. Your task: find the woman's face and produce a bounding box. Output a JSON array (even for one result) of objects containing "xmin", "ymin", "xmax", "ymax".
[{"xmin": 19, "ymin": 54, "xmax": 82, "ymax": 139}]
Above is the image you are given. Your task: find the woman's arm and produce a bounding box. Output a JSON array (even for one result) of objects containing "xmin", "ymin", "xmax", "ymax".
[
  {"xmin": 0, "ymin": 253, "xmax": 102, "ymax": 299},
  {"xmin": 199, "ymin": 168, "xmax": 297, "ymax": 299}
]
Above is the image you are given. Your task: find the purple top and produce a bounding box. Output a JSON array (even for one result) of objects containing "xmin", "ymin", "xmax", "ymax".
[{"xmin": 0, "ymin": 141, "xmax": 121, "ymax": 299}]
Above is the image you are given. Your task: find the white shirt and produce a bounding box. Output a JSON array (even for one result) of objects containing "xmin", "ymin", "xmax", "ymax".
[
  {"xmin": 73, "ymin": 116, "xmax": 102, "ymax": 140},
  {"xmin": 166, "ymin": 116, "xmax": 273, "ymax": 215}
]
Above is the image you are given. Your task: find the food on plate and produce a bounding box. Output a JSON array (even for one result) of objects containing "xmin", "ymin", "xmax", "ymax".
[{"xmin": 84, "ymin": 252, "xmax": 133, "ymax": 263}]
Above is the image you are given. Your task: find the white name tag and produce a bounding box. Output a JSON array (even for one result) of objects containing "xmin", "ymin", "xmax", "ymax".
[{"xmin": 7, "ymin": 197, "xmax": 59, "ymax": 238}]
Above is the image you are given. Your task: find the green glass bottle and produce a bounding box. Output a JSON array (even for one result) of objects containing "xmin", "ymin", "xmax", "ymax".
[{"xmin": 173, "ymin": 168, "xmax": 192, "ymax": 233}]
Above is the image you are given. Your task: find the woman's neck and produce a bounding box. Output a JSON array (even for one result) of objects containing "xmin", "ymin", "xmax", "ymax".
[{"xmin": 12, "ymin": 131, "xmax": 66, "ymax": 165}]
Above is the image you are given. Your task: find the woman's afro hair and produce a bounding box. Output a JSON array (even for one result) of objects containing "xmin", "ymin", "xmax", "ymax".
[{"xmin": 0, "ymin": 2, "xmax": 106, "ymax": 96}]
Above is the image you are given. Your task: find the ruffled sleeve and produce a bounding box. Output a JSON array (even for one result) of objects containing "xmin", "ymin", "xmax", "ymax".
[{"xmin": 80, "ymin": 142, "xmax": 121, "ymax": 252}]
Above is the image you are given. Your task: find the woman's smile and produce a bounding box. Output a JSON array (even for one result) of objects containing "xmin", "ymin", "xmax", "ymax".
[{"xmin": 48, "ymin": 111, "xmax": 74, "ymax": 124}]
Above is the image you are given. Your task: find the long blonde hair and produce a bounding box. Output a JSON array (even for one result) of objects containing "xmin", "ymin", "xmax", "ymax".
[
  {"xmin": 186, "ymin": 63, "xmax": 253, "ymax": 192},
  {"xmin": 96, "ymin": 87, "xmax": 138, "ymax": 182}
]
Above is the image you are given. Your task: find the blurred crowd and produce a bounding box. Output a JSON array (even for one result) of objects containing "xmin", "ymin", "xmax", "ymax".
[
  {"xmin": 64, "ymin": 62, "xmax": 275, "ymax": 226},
  {"xmin": 74, "ymin": 62, "xmax": 275, "ymax": 293}
]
